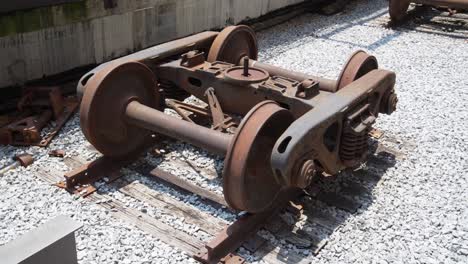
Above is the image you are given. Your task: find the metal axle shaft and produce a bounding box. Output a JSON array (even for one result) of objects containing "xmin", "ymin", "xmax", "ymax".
[{"xmin": 125, "ymin": 101, "xmax": 232, "ymax": 156}]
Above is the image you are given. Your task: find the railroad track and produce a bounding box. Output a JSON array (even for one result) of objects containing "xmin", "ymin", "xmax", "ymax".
[
  {"xmin": 372, "ymin": 5, "xmax": 468, "ymax": 39},
  {"xmin": 34, "ymin": 121, "xmax": 411, "ymax": 263}
]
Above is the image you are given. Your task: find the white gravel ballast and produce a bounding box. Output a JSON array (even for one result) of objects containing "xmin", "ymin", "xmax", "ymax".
[{"xmin": 1, "ymin": 0, "xmax": 467, "ymax": 263}]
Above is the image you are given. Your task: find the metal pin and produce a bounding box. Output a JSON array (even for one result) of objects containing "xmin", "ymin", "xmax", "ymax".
[{"xmin": 243, "ymin": 56, "xmax": 249, "ymax": 77}]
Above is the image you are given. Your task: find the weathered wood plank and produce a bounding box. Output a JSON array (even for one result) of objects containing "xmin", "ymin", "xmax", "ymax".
[
  {"xmin": 116, "ymin": 179, "xmax": 228, "ymax": 235},
  {"xmin": 149, "ymin": 168, "xmax": 228, "ymax": 207},
  {"xmin": 55, "ymin": 154, "xmax": 317, "ymax": 263},
  {"xmin": 172, "ymin": 159, "xmax": 219, "ymax": 181},
  {"xmin": 35, "ymin": 166, "xmax": 64, "ymax": 183},
  {"xmin": 63, "ymin": 156, "xmax": 88, "ymax": 170},
  {"xmin": 36, "ymin": 157, "xmax": 206, "ymax": 256},
  {"xmin": 87, "ymin": 193, "xmax": 204, "ymax": 255}
]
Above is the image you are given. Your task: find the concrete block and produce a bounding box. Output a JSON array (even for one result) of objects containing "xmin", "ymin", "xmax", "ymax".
[{"xmin": 0, "ymin": 215, "xmax": 83, "ymax": 264}]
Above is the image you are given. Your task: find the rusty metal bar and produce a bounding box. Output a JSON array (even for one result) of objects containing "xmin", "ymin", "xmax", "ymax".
[
  {"xmin": 194, "ymin": 188, "xmax": 302, "ymax": 264},
  {"xmin": 166, "ymin": 101, "xmax": 197, "ymax": 123},
  {"xmin": 77, "ymin": 31, "xmax": 219, "ymax": 97},
  {"xmin": 125, "ymin": 101, "xmax": 232, "ymax": 156}
]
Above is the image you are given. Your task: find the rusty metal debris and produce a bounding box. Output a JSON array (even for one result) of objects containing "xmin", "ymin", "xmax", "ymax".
[
  {"xmin": 72, "ymin": 25, "xmax": 398, "ymax": 263},
  {"xmin": 369, "ymin": 128, "xmax": 385, "ymax": 139},
  {"xmin": 0, "ymin": 153, "xmax": 34, "ymax": 176},
  {"xmin": 0, "ymin": 86, "xmax": 79, "ymax": 147},
  {"xmin": 389, "ymin": 0, "xmax": 468, "ymax": 22},
  {"xmin": 49, "ymin": 149, "xmax": 66, "ymax": 158},
  {"xmin": 14, "ymin": 153, "xmax": 34, "ymax": 167}
]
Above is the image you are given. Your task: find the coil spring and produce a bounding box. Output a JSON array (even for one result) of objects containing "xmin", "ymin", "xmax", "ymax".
[
  {"xmin": 339, "ymin": 127, "xmax": 370, "ymax": 166},
  {"xmin": 158, "ymin": 78, "xmax": 190, "ymax": 101}
]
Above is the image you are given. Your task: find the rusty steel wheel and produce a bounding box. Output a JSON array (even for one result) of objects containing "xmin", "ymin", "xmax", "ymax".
[
  {"xmin": 207, "ymin": 25, "xmax": 258, "ymax": 65},
  {"xmin": 223, "ymin": 101, "xmax": 295, "ymax": 213},
  {"xmin": 336, "ymin": 50, "xmax": 379, "ymax": 91},
  {"xmin": 80, "ymin": 62, "xmax": 160, "ymax": 158},
  {"xmin": 389, "ymin": 0, "xmax": 410, "ymax": 22}
]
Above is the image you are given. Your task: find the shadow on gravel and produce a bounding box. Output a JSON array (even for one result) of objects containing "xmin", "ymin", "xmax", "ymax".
[
  {"xmin": 103, "ymin": 130, "xmax": 400, "ymax": 262},
  {"xmin": 257, "ymin": 0, "xmax": 392, "ymax": 58},
  {"xmin": 258, "ymin": 0, "xmax": 467, "ymax": 62},
  {"xmin": 252, "ymin": 138, "xmax": 399, "ymax": 263}
]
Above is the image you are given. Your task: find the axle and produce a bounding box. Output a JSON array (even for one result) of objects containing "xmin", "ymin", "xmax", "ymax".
[
  {"xmin": 80, "ymin": 61, "xmax": 299, "ymax": 212},
  {"xmin": 248, "ymin": 50, "xmax": 378, "ymax": 93},
  {"xmin": 125, "ymin": 100, "xmax": 231, "ymax": 156}
]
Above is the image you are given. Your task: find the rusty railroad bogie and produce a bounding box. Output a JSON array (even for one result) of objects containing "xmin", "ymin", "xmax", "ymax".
[
  {"xmin": 389, "ymin": 0, "xmax": 468, "ymax": 22},
  {"xmin": 78, "ymin": 25, "xmax": 398, "ymax": 213}
]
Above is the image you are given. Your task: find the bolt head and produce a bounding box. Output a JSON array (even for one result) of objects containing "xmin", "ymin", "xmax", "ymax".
[{"xmin": 294, "ymin": 160, "xmax": 316, "ymax": 188}]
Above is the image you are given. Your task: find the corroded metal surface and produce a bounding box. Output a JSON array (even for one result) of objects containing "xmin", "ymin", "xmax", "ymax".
[
  {"xmin": 77, "ymin": 25, "xmax": 398, "ymax": 216},
  {"xmin": 223, "ymin": 101, "xmax": 294, "ymax": 212},
  {"xmin": 207, "ymin": 25, "xmax": 259, "ymax": 65},
  {"xmin": 76, "ymin": 32, "xmax": 219, "ymax": 98},
  {"xmin": 80, "ymin": 62, "xmax": 159, "ymax": 158},
  {"xmin": 194, "ymin": 189, "xmax": 301, "ymax": 264},
  {"xmin": 0, "ymin": 86, "xmax": 78, "ymax": 147},
  {"xmin": 14, "ymin": 153, "xmax": 34, "ymax": 167},
  {"xmin": 336, "ymin": 50, "xmax": 379, "ymax": 91},
  {"xmin": 80, "ymin": 61, "xmax": 296, "ymax": 212}
]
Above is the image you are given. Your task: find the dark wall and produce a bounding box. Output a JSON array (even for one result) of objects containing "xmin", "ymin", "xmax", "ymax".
[{"xmin": 0, "ymin": 0, "xmax": 83, "ymax": 14}]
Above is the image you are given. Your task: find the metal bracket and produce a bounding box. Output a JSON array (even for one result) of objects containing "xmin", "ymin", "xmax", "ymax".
[
  {"xmin": 166, "ymin": 99, "xmax": 239, "ymax": 131},
  {"xmin": 58, "ymin": 156, "xmax": 126, "ymax": 197},
  {"xmin": 193, "ymin": 189, "xmax": 302, "ymax": 264},
  {"xmin": 205, "ymin": 87, "xmax": 227, "ymax": 131}
]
